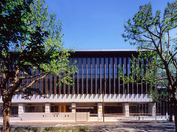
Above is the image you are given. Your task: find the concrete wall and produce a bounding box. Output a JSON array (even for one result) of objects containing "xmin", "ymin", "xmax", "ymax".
[
  {"xmin": 0, "ymin": 94, "xmax": 152, "ymax": 103},
  {"xmin": 22, "ymin": 112, "xmax": 75, "ymax": 121}
]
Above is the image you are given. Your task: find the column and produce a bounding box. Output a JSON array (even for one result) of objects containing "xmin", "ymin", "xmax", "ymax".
[
  {"xmin": 45, "ymin": 103, "xmax": 50, "ymax": 113},
  {"xmin": 98, "ymin": 103, "xmax": 102, "ymax": 121},
  {"xmin": 71, "ymin": 103, "xmax": 76, "ymax": 113},
  {"xmin": 18, "ymin": 103, "xmax": 24, "ymax": 118},
  {"xmin": 148, "ymin": 103, "xmax": 156, "ymax": 116},
  {"xmin": 123, "ymin": 103, "xmax": 129, "ymax": 116}
]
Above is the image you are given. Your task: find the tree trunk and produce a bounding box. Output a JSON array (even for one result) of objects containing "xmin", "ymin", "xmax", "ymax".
[
  {"xmin": 169, "ymin": 101, "xmax": 173, "ymax": 122},
  {"xmin": 175, "ymin": 102, "xmax": 177, "ymax": 132},
  {"xmin": 2, "ymin": 97, "xmax": 12, "ymax": 132}
]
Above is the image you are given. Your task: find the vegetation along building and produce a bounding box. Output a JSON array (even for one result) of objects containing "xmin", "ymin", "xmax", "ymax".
[{"xmin": 0, "ymin": 49, "xmax": 169, "ymax": 121}]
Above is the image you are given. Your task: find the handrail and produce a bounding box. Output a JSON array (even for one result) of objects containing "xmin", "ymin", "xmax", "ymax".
[{"xmin": 129, "ymin": 113, "xmax": 162, "ymax": 116}]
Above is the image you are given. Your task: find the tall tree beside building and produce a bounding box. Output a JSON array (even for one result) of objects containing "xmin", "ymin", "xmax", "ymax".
[
  {"xmin": 122, "ymin": 1, "xmax": 177, "ymax": 131},
  {"xmin": 0, "ymin": 0, "xmax": 76, "ymax": 131}
]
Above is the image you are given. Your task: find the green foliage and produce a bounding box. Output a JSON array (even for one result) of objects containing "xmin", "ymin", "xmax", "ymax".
[
  {"xmin": 0, "ymin": 0, "xmax": 76, "ymax": 130},
  {"xmin": 121, "ymin": 1, "xmax": 177, "ymax": 103},
  {"xmin": 148, "ymin": 88, "xmax": 169, "ymax": 103},
  {"xmin": 0, "ymin": 0, "xmax": 76, "ymax": 97},
  {"xmin": 43, "ymin": 127, "xmax": 60, "ymax": 131},
  {"xmin": 76, "ymin": 127, "xmax": 88, "ymax": 132},
  {"xmin": 118, "ymin": 50, "xmax": 170, "ymax": 102},
  {"xmin": 13, "ymin": 126, "xmax": 40, "ymax": 132},
  {"xmin": 43, "ymin": 127, "xmax": 88, "ymax": 132}
]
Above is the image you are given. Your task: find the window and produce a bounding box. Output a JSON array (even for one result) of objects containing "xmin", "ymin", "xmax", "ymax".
[
  {"xmin": 0, "ymin": 105, "xmax": 18, "ymax": 117},
  {"xmin": 25, "ymin": 105, "xmax": 45, "ymax": 112},
  {"xmin": 104, "ymin": 105, "xmax": 123, "ymax": 113},
  {"xmin": 51, "ymin": 105, "xmax": 71, "ymax": 112}
]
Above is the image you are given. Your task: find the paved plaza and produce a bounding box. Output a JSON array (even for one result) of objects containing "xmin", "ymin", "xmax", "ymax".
[{"xmin": 1, "ymin": 122, "xmax": 175, "ymax": 132}]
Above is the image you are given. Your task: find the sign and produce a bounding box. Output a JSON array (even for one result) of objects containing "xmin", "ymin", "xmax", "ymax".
[{"xmin": 98, "ymin": 110, "xmax": 101, "ymax": 112}]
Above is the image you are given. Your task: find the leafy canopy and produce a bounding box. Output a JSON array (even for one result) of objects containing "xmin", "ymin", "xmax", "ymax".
[
  {"xmin": 121, "ymin": 1, "xmax": 177, "ymax": 102},
  {"xmin": 0, "ymin": 0, "xmax": 76, "ymax": 97}
]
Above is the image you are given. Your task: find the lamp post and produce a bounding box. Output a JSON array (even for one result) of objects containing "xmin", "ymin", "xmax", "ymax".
[{"xmin": 102, "ymin": 79, "xmax": 107, "ymax": 122}]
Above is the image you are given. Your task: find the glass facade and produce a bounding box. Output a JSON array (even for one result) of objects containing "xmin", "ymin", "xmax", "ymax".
[
  {"xmin": 3, "ymin": 51, "xmax": 151, "ymax": 96},
  {"xmin": 57, "ymin": 54, "xmax": 149, "ymax": 95}
]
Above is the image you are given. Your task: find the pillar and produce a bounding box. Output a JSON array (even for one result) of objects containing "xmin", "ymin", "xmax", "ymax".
[
  {"xmin": 45, "ymin": 103, "xmax": 50, "ymax": 113},
  {"xmin": 123, "ymin": 103, "xmax": 129, "ymax": 116},
  {"xmin": 71, "ymin": 103, "xmax": 76, "ymax": 113},
  {"xmin": 148, "ymin": 103, "xmax": 156, "ymax": 116},
  {"xmin": 18, "ymin": 103, "xmax": 24, "ymax": 118},
  {"xmin": 98, "ymin": 103, "xmax": 102, "ymax": 121}
]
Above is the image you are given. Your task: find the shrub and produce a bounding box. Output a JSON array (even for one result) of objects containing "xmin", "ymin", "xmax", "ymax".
[
  {"xmin": 76, "ymin": 126, "xmax": 88, "ymax": 132},
  {"xmin": 13, "ymin": 126, "xmax": 40, "ymax": 132}
]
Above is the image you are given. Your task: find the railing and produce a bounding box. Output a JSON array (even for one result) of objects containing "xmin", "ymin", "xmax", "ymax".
[
  {"xmin": 129, "ymin": 113, "xmax": 162, "ymax": 116},
  {"xmin": 90, "ymin": 113, "xmax": 162, "ymax": 117},
  {"xmin": 90, "ymin": 114, "xmax": 98, "ymax": 117},
  {"xmin": 104, "ymin": 113, "xmax": 125, "ymax": 117}
]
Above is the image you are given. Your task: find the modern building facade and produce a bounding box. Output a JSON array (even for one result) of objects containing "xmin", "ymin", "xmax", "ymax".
[{"xmin": 0, "ymin": 49, "xmax": 168, "ymax": 121}]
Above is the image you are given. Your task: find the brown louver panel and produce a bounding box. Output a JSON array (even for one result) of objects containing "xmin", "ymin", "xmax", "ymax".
[
  {"xmin": 63, "ymin": 74, "xmax": 66, "ymax": 95},
  {"xmin": 59, "ymin": 75, "xmax": 61, "ymax": 95},
  {"xmin": 31, "ymin": 71, "xmax": 34, "ymax": 95},
  {"xmin": 141, "ymin": 58, "xmax": 143, "ymax": 94},
  {"xmin": 36, "ymin": 69, "xmax": 39, "ymax": 94},
  {"xmin": 27, "ymin": 73, "xmax": 29, "ymax": 90},
  {"xmin": 122, "ymin": 57, "xmax": 124, "ymax": 94},
  {"xmin": 54, "ymin": 74, "xmax": 56, "ymax": 95},
  {"xmin": 41, "ymin": 73, "xmax": 43, "ymax": 94},
  {"xmin": 72, "ymin": 57, "xmax": 74, "ymax": 95},
  {"xmin": 90, "ymin": 57, "xmax": 92, "ymax": 94},
  {"xmin": 136, "ymin": 57, "xmax": 138, "ymax": 94},
  {"xmin": 45, "ymin": 75, "xmax": 47, "ymax": 95},
  {"xmin": 145, "ymin": 58, "xmax": 148, "ymax": 93},
  {"xmin": 50, "ymin": 74, "xmax": 52, "ymax": 94},
  {"xmin": 118, "ymin": 57, "xmax": 120, "ymax": 94},
  {"xmin": 81, "ymin": 57, "xmax": 83, "ymax": 95},
  {"xmin": 95, "ymin": 57, "xmax": 97, "ymax": 94},
  {"xmin": 113, "ymin": 57, "xmax": 115, "ymax": 94},
  {"xmin": 104, "ymin": 57, "xmax": 106, "ymax": 94},
  {"xmin": 109, "ymin": 57, "xmax": 111, "ymax": 94},
  {"xmin": 131, "ymin": 56, "xmax": 134, "ymax": 94},
  {"xmin": 130, "ymin": 56, "xmax": 133, "ymax": 94},
  {"xmin": 77, "ymin": 57, "xmax": 79, "ymax": 94},
  {"xmin": 86, "ymin": 57, "xmax": 88, "ymax": 94},
  {"xmin": 127, "ymin": 56, "xmax": 129, "ymax": 94},
  {"xmin": 100, "ymin": 57, "xmax": 102, "ymax": 94}
]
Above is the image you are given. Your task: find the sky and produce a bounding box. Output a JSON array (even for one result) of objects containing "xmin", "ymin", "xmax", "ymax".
[{"xmin": 45, "ymin": 0, "xmax": 176, "ymax": 50}]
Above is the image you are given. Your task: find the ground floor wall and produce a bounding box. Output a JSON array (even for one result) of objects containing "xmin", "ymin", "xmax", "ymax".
[
  {"xmin": 0, "ymin": 94, "xmax": 170, "ymax": 121},
  {"xmin": 0, "ymin": 102, "xmax": 158, "ymax": 121}
]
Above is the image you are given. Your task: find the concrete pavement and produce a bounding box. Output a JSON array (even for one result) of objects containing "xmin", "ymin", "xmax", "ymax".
[{"xmin": 0, "ymin": 122, "xmax": 175, "ymax": 132}]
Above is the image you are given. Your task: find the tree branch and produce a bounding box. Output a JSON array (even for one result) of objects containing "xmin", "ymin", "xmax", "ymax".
[
  {"xmin": 19, "ymin": 71, "xmax": 48, "ymax": 79},
  {"xmin": 15, "ymin": 74, "xmax": 47, "ymax": 93}
]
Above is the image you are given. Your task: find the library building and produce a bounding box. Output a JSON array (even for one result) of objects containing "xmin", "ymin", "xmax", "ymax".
[{"xmin": 0, "ymin": 49, "xmax": 168, "ymax": 121}]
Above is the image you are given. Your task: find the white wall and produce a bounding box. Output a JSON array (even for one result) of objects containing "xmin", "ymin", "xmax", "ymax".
[{"xmin": 0, "ymin": 94, "xmax": 152, "ymax": 103}]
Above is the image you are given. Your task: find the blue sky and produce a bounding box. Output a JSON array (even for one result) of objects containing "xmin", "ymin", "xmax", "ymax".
[{"xmin": 45, "ymin": 0, "xmax": 176, "ymax": 50}]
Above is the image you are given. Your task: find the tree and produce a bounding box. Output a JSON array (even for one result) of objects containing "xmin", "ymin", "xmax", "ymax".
[
  {"xmin": 0, "ymin": 0, "xmax": 76, "ymax": 131},
  {"xmin": 118, "ymin": 51, "xmax": 169, "ymax": 120},
  {"xmin": 122, "ymin": 1, "xmax": 177, "ymax": 131}
]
